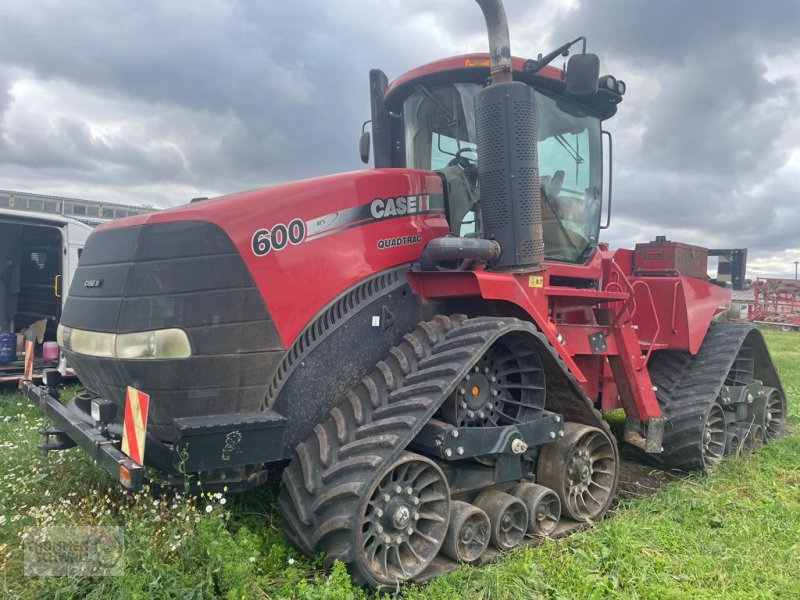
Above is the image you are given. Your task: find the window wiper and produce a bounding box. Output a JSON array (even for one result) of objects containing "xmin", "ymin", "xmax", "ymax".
[
  {"xmin": 415, "ymin": 84, "xmax": 458, "ymax": 128},
  {"xmin": 554, "ymin": 134, "xmax": 584, "ymax": 165},
  {"xmin": 554, "ymin": 134, "xmax": 584, "ymax": 185}
]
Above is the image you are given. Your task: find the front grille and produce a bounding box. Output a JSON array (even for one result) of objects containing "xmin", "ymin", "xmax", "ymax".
[{"xmin": 61, "ymin": 220, "xmax": 284, "ymax": 440}]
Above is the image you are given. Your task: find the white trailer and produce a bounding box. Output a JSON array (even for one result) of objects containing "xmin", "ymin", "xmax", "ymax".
[{"xmin": 0, "ymin": 208, "xmax": 92, "ymax": 382}]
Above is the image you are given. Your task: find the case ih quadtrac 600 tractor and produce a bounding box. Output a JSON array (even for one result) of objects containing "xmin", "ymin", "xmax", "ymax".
[{"xmin": 25, "ymin": 0, "xmax": 787, "ymax": 588}]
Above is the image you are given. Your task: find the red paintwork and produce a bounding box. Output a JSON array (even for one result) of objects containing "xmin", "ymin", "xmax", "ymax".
[
  {"xmin": 98, "ymin": 169, "xmax": 449, "ymax": 345},
  {"xmin": 628, "ymin": 274, "xmax": 730, "ymax": 354},
  {"xmin": 409, "ymin": 244, "xmax": 729, "ymax": 419},
  {"xmin": 387, "ymin": 53, "xmax": 564, "ymax": 96}
]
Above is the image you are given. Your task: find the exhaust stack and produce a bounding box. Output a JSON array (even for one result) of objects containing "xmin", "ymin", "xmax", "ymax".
[
  {"xmin": 475, "ymin": 0, "xmax": 512, "ymax": 85},
  {"xmin": 474, "ymin": 0, "xmax": 544, "ymax": 270}
]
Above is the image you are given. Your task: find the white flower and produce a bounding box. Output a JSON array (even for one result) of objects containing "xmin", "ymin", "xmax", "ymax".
[
  {"xmin": 205, "ymin": 505, "xmax": 213, "ymax": 513},
  {"xmin": 288, "ymin": 557, "xmax": 296, "ymax": 565},
  {"xmin": 220, "ymin": 498, "xmax": 227, "ymax": 505},
  {"xmin": 249, "ymin": 556, "xmax": 257, "ymax": 563}
]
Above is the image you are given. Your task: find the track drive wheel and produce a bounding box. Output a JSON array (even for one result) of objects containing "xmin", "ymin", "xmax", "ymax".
[
  {"xmin": 356, "ymin": 452, "xmax": 450, "ymax": 586},
  {"xmin": 511, "ymin": 482, "xmax": 561, "ymax": 536},
  {"xmin": 537, "ymin": 423, "xmax": 618, "ymax": 521}
]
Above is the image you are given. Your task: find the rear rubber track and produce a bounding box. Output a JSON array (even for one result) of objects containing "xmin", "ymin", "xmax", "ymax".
[
  {"xmin": 278, "ymin": 314, "xmax": 550, "ymax": 585},
  {"xmin": 648, "ymin": 322, "xmax": 763, "ymax": 471}
]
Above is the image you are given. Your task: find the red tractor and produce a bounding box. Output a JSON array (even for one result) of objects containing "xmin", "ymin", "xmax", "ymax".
[{"xmin": 25, "ymin": 0, "xmax": 786, "ymax": 588}]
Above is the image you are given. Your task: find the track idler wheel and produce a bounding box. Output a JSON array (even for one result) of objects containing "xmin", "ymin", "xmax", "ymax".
[
  {"xmin": 441, "ymin": 501, "xmax": 490, "ymax": 563},
  {"xmin": 702, "ymin": 403, "xmax": 727, "ymax": 468},
  {"xmin": 355, "ymin": 452, "xmax": 450, "ymax": 585},
  {"xmin": 764, "ymin": 387, "xmax": 787, "ymax": 441},
  {"xmin": 511, "ymin": 482, "xmax": 561, "ymax": 536},
  {"xmin": 537, "ymin": 423, "xmax": 618, "ymax": 521},
  {"xmin": 473, "ymin": 490, "xmax": 528, "ymax": 551}
]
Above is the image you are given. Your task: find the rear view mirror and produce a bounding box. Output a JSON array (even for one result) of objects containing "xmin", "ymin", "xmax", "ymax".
[
  {"xmin": 359, "ymin": 127, "xmax": 371, "ymax": 164},
  {"xmin": 565, "ymin": 53, "xmax": 600, "ymax": 96}
]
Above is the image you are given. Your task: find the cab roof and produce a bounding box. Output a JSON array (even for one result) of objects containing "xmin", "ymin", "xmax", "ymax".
[{"xmin": 386, "ymin": 52, "xmax": 621, "ymax": 120}]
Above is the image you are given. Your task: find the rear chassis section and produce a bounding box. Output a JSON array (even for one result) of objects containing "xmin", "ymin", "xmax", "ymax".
[{"xmin": 647, "ymin": 321, "xmax": 786, "ymax": 470}]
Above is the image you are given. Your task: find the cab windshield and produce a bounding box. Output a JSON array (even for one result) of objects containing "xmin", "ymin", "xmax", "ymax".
[{"xmin": 403, "ymin": 83, "xmax": 602, "ymax": 262}]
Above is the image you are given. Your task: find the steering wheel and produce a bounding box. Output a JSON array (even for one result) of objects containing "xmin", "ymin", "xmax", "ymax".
[
  {"xmin": 448, "ymin": 147, "xmax": 478, "ymax": 188},
  {"xmin": 448, "ymin": 147, "xmax": 477, "ymax": 169}
]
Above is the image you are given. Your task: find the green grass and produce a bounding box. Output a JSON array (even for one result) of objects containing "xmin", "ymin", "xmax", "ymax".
[{"xmin": 1, "ymin": 330, "xmax": 799, "ymax": 599}]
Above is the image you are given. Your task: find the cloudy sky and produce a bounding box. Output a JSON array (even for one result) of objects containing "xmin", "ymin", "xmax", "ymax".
[{"xmin": 0, "ymin": 0, "xmax": 798, "ymax": 277}]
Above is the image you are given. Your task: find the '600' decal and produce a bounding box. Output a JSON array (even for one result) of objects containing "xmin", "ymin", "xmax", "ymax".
[{"xmin": 251, "ymin": 219, "xmax": 306, "ymax": 256}]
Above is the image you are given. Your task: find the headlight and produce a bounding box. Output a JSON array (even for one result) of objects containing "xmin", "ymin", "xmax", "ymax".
[
  {"xmin": 60, "ymin": 326, "xmax": 191, "ymax": 360},
  {"xmin": 115, "ymin": 331, "xmax": 157, "ymax": 359},
  {"xmin": 70, "ymin": 328, "xmax": 115, "ymax": 358},
  {"xmin": 116, "ymin": 329, "xmax": 191, "ymax": 359}
]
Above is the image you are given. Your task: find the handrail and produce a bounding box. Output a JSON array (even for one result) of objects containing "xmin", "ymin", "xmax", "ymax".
[
  {"xmin": 670, "ymin": 280, "xmax": 680, "ymax": 333},
  {"xmin": 632, "ymin": 280, "xmax": 660, "ymax": 369},
  {"xmin": 604, "ymin": 259, "xmax": 637, "ymax": 325}
]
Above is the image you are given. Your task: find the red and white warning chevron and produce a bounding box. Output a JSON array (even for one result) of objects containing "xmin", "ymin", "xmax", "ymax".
[
  {"xmin": 23, "ymin": 340, "xmax": 34, "ymax": 381},
  {"xmin": 121, "ymin": 386, "xmax": 150, "ymax": 465}
]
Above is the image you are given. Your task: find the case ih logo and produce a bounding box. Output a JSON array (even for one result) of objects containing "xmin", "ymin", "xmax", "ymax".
[
  {"xmin": 83, "ymin": 279, "xmax": 103, "ymax": 288},
  {"xmin": 369, "ymin": 195, "xmax": 429, "ymax": 219},
  {"xmin": 251, "ymin": 219, "xmax": 306, "ymax": 256}
]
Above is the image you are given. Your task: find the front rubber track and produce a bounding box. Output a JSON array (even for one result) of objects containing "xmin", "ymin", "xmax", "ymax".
[
  {"xmin": 278, "ymin": 315, "xmax": 545, "ymax": 586},
  {"xmin": 647, "ymin": 322, "xmax": 780, "ymax": 471}
]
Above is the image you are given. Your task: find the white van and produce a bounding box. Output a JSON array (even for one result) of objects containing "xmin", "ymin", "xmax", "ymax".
[{"xmin": 0, "ymin": 208, "xmax": 92, "ymax": 381}]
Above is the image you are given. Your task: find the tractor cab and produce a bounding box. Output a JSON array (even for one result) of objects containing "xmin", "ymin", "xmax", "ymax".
[{"xmin": 366, "ymin": 53, "xmax": 626, "ymax": 264}]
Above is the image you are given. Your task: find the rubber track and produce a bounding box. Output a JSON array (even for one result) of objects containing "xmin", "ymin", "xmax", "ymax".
[
  {"xmin": 647, "ymin": 322, "xmax": 759, "ymax": 471},
  {"xmin": 278, "ymin": 314, "xmax": 552, "ymax": 582}
]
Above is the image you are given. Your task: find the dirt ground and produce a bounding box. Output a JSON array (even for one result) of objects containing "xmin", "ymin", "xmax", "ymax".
[{"xmin": 616, "ymin": 445, "xmax": 684, "ymax": 501}]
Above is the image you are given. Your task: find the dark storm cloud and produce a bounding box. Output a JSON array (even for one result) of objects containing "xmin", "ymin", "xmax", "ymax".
[
  {"xmin": 545, "ymin": 0, "xmax": 800, "ymax": 257},
  {"xmin": 0, "ymin": 1, "xmax": 460, "ymax": 198},
  {"xmin": 546, "ymin": 0, "xmax": 800, "ymax": 64},
  {"xmin": 0, "ymin": 0, "xmax": 797, "ymax": 274}
]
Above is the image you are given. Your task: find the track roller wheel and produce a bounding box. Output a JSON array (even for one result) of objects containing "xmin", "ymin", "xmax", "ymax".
[
  {"xmin": 765, "ymin": 388, "xmax": 786, "ymax": 441},
  {"xmin": 752, "ymin": 425, "xmax": 765, "ymax": 451},
  {"xmin": 725, "ymin": 430, "xmax": 741, "ymax": 456},
  {"xmin": 740, "ymin": 424, "xmax": 764, "ymax": 454},
  {"xmin": 356, "ymin": 452, "xmax": 450, "ymax": 586},
  {"xmin": 740, "ymin": 426, "xmax": 756, "ymax": 454},
  {"xmin": 441, "ymin": 501, "xmax": 490, "ymax": 563},
  {"xmin": 702, "ymin": 403, "xmax": 727, "ymax": 468},
  {"xmin": 511, "ymin": 482, "xmax": 561, "ymax": 536},
  {"xmin": 537, "ymin": 423, "xmax": 618, "ymax": 521},
  {"xmin": 473, "ymin": 490, "xmax": 528, "ymax": 551}
]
